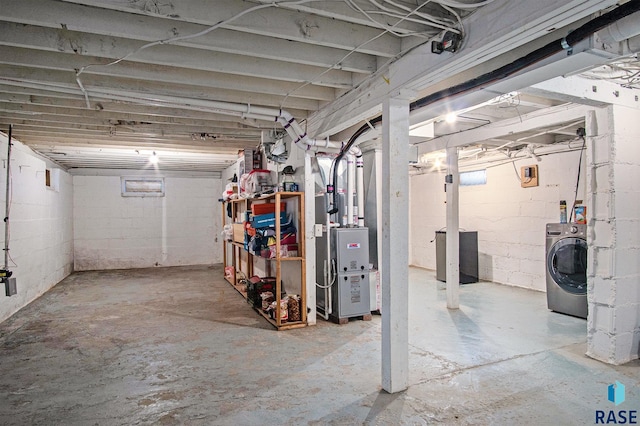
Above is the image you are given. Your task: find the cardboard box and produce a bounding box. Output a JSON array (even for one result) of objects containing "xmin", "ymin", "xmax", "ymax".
[
  {"xmin": 575, "ymin": 206, "xmax": 587, "ymax": 224},
  {"xmin": 251, "ymin": 212, "xmax": 287, "ymax": 228},
  {"xmin": 232, "ymin": 223, "xmax": 245, "ymax": 243}
]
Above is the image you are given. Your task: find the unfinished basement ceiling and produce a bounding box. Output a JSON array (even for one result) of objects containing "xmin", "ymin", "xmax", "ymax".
[
  {"xmin": 0, "ymin": 0, "xmax": 489, "ymax": 173},
  {"xmin": 1, "ymin": 0, "xmax": 637, "ymax": 174}
]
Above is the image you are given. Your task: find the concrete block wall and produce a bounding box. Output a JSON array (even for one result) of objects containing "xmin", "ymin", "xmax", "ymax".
[
  {"xmin": 74, "ymin": 175, "xmax": 222, "ymax": 270},
  {"xmin": 0, "ymin": 135, "xmax": 74, "ymax": 323},
  {"xmin": 410, "ymin": 148, "xmax": 586, "ymax": 291},
  {"xmin": 587, "ymin": 105, "xmax": 640, "ymax": 364}
]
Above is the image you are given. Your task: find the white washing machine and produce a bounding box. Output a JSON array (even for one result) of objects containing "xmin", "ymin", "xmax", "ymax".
[{"xmin": 546, "ymin": 223, "xmax": 588, "ymax": 319}]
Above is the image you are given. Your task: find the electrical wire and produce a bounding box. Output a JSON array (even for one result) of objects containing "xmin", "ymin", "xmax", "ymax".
[
  {"xmin": 411, "ymin": 140, "xmax": 585, "ymax": 177},
  {"xmin": 72, "ymin": 0, "xmax": 475, "ymax": 116},
  {"xmin": 74, "ymin": 0, "xmax": 330, "ymax": 108},
  {"xmin": 322, "ymin": 1, "xmax": 462, "ymax": 214},
  {"xmin": 344, "ymin": 0, "xmax": 441, "ymax": 37},
  {"xmin": 316, "ymin": 259, "xmax": 337, "ymax": 289},
  {"xmin": 280, "ymin": 28, "xmax": 390, "ymax": 109},
  {"xmin": 569, "ymin": 134, "xmax": 587, "ymax": 223},
  {"xmin": 578, "ymin": 56, "xmax": 640, "ymax": 89},
  {"xmin": 381, "ymin": 0, "xmax": 459, "ymax": 28},
  {"xmin": 345, "ymin": 0, "xmax": 640, "ymax": 172},
  {"xmin": 4, "ymin": 126, "xmax": 16, "ymax": 269},
  {"xmin": 435, "ymin": 0, "xmax": 495, "ymax": 9},
  {"xmin": 409, "ymin": 1, "xmax": 640, "ymax": 112},
  {"xmin": 280, "ymin": 0, "xmax": 458, "ymax": 109},
  {"xmin": 6, "ymin": 170, "xmax": 16, "ymax": 269},
  {"xmin": 363, "ymin": 0, "xmax": 460, "ymax": 33}
]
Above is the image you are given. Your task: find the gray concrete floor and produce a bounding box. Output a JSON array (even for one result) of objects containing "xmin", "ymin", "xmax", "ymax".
[{"xmin": 0, "ymin": 265, "xmax": 638, "ymax": 425}]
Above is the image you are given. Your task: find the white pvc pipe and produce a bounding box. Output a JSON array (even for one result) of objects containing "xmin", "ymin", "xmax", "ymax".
[
  {"xmin": 24, "ymin": 77, "xmax": 366, "ymax": 157},
  {"xmin": 347, "ymin": 154, "xmax": 355, "ymax": 226},
  {"xmin": 8, "ymin": 80, "xmax": 353, "ymax": 155},
  {"xmin": 356, "ymin": 153, "xmax": 365, "ymax": 227},
  {"xmin": 598, "ymin": 11, "xmax": 640, "ymax": 43}
]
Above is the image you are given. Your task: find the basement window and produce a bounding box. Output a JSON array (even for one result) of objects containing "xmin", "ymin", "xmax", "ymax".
[
  {"xmin": 460, "ymin": 170, "xmax": 487, "ymax": 186},
  {"xmin": 121, "ymin": 177, "xmax": 165, "ymax": 197},
  {"xmin": 45, "ymin": 168, "xmax": 60, "ymax": 192}
]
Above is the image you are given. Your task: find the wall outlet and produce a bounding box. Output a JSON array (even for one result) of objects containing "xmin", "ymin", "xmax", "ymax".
[{"xmin": 314, "ymin": 224, "xmax": 324, "ymax": 237}]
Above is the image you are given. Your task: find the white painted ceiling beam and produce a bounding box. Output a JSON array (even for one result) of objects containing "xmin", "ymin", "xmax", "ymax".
[
  {"xmin": 15, "ymin": 132, "xmax": 258, "ymax": 149},
  {"xmin": 30, "ymin": 141, "xmax": 246, "ymax": 154},
  {"xmin": 0, "ymin": 0, "xmax": 378, "ymax": 72},
  {"xmin": 256, "ymin": 0, "xmax": 446, "ymax": 34},
  {"xmin": 0, "ymin": 44, "xmax": 336, "ymax": 102},
  {"xmin": 46, "ymin": 159, "xmax": 234, "ymax": 172},
  {"xmin": 56, "ymin": 0, "xmax": 402, "ymax": 57},
  {"xmin": 0, "ymin": 65, "xmax": 320, "ymax": 112},
  {"xmin": 416, "ymin": 103, "xmax": 590, "ymax": 154},
  {"xmin": 0, "ymin": 115, "xmax": 263, "ymax": 139},
  {"xmin": 307, "ymin": 0, "xmax": 618, "ymax": 137},
  {"xmin": 515, "ymin": 93, "xmax": 560, "ymax": 109},
  {"xmin": 0, "ymin": 85, "xmax": 307, "ymax": 121},
  {"xmin": 0, "ymin": 28, "xmax": 353, "ymax": 90},
  {"xmin": 0, "ymin": 93, "xmax": 251, "ymax": 123},
  {"xmin": 4, "ymin": 122, "xmax": 262, "ymax": 141},
  {"xmin": 9, "ymin": 126, "xmax": 244, "ymax": 140},
  {"xmin": 527, "ymin": 75, "xmax": 640, "ymax": 109},
  {"xmin": 39, "ymin": 147, "xmax": 237, "ymax": 159},
  {"xmin": 0, "ymin": 93, "xmax": 270, "ymax": 129},
  {"xmin": 0, "ymin": 108, "xmax": 266, "ymax": 132}
]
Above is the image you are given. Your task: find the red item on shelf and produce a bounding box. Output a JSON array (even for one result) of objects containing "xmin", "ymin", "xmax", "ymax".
[{"xmin": 251, "ymin": 202, "xmax": 286, "ymax": 215}]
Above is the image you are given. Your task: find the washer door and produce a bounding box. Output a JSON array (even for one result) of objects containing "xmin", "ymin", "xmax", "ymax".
[{"xmin": 548, "ymin": 237, "xmax": 587, "ymax": 294}]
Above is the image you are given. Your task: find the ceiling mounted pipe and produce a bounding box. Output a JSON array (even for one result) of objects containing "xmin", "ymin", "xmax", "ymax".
[
  {"xmin": 597, "ymin": 10, "xmax": 640, "ymax": 43},
  {"xmin": 626, "ymin": 34, "xmax": 640, "ymax": 53}
]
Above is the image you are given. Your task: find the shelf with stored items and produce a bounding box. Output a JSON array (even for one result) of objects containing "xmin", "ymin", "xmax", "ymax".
[
  {"xmin": 221, "ymin": 191, "xmax": 306, "ymax": 330},
  {"xmin": 221, "ymin": 197, "xmax": 249, "ymax": 288}
]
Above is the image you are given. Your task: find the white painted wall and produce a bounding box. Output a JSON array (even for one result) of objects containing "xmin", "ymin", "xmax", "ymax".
[
  {"xmin": 410, "ymin": 148, "xmax": 587, "ymax": 291},
  {"xmin": 0, "ymin": 134, "xmax": 74, "ymax": 323},
  {"xmin": 73, "ymin": 174, "xmax": 222, "ymax": 270}
]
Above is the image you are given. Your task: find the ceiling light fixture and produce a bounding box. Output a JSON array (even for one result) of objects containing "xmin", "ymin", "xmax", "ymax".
[
  {"xmin": 445, "ymin": 112, "xmax": 457, "ymax": 123},
  {"xmin": 149, "ymin": 151, "xmax": 159, "ymax": 164}
]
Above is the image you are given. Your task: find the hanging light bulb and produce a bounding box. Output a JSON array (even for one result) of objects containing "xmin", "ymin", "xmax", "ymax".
[
  {"xmin": 445, "ymin": 112, "xmax": 457, "ymax": 123},
  {"xmin": 149, "ymin": 151, "xmax": 159, "ymax": 164}
]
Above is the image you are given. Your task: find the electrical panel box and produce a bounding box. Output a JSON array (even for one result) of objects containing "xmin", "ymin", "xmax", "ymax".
[{"xmin": 521, "ymin": 164, "xmax": 539, "ymax": 188}]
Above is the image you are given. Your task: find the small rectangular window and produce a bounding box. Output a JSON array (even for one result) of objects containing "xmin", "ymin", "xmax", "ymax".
[
  {"xmin": 121, "ymin": 177, "xmax": 165, "ymax": 197},
  {"xmin": 45, "ymin": 168, "xmax": 60, "ymax": 191},
  {"xmin": 460, "ymin": 170, "xmax": 487, "ymax": 186}
]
